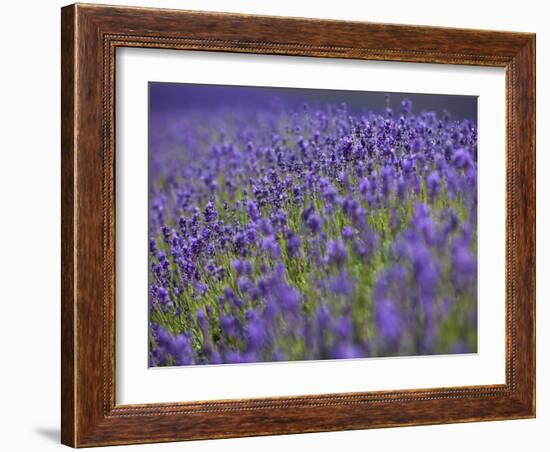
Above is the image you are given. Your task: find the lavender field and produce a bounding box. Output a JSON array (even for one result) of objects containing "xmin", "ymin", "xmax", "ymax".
[{"xmin": 148, "ymin": 84, "xmax": 478, "ymax": 367}]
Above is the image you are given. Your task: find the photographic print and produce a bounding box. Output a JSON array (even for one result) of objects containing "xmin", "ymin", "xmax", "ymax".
[
  {"xmin": 148, "ymin": 83, "xmax": 478, "ymax": 367},
  {"xmin": 61, "ymin": 6, "xmax": 536, "ymax": 445}
]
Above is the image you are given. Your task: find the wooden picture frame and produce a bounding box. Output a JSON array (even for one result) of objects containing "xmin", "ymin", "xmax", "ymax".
[{"xmin": 61, "ymin": 3, "xmax": 535, "ymax": 447}]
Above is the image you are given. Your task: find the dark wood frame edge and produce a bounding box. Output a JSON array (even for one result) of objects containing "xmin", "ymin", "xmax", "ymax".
[{"xmin": 61, "ymin": 3, "xmax": 536, "ymax": 447}]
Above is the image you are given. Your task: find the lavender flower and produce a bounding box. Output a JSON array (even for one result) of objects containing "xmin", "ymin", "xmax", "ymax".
[
  {"xmin": 148, "ymin": 87, "xmax": 478, "ymax": 366},
  {"xmin": 326, "ymin": 239, "xmax": 347, "ymax": 267}
]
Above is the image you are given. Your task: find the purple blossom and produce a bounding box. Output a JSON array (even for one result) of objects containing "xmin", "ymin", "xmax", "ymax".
[
  {"xmin": 322, "ymin": 183, "xmax": 339, "ymax": 205},
  {"xmin": 232, "ymin": 259, "xmax": 252, "ymax": 276},
  {"xmin": 427, "ymin": 171, "xmax": 442, "ymax": 199},
  {"xmin": 261, "ymin": 235, "xmax": 282, "ymax": 259},
  {"xmin": 326, "ymin": 239, "xmax": 347, "ymax": 267},
  {"xmin": 306, "ymin": 213, "xmax": 323, "ymax": 234},
  {"xmin": 452, "ymin": 148, "xmax": 473, "ymax": 169},
  {"xmin": 451, "ymin": 243, "xmax": 477, "ymax": 288},
  {"xmin": 285, "ymin": 229, "xmax": 302, "ymax": 258},
  {"xmin": 328, "ymin": 271, "xmax": 355, "ymax": 296},
  {"xmin": 374, "ymin": 298, "xmax": 403, "ymax": 347},
  {"xmin": 246, "ymin": 199, "xmax": 262, "ymax": 222},
  {"xmin": 342, "ymin": 225, "xmax": 354, "ymax": 241}
]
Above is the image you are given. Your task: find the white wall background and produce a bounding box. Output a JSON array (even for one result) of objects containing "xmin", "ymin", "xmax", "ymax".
[{"xmin": 0, "ymin": 1, "xmax": 545, "ymax": 450}]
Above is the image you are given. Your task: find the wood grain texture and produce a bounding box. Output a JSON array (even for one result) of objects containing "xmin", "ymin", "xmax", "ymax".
[
  {"xmin": 61, "ymin": 3, "xmax": 536, "ymax": 447},
  {"xmin": 61, "ymin": 5, "xmax": 76, "ymax": 447}
]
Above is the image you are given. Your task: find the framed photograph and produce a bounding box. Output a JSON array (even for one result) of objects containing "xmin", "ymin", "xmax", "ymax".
[{"xmin": 61, "ymin": 3, "xmax": 536, "ymax": 447}]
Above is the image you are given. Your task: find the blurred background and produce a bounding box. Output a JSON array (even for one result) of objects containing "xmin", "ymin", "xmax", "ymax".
[{"xmin": 150, "ymin": 82, "xmax": 478, "ymax": 120}]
